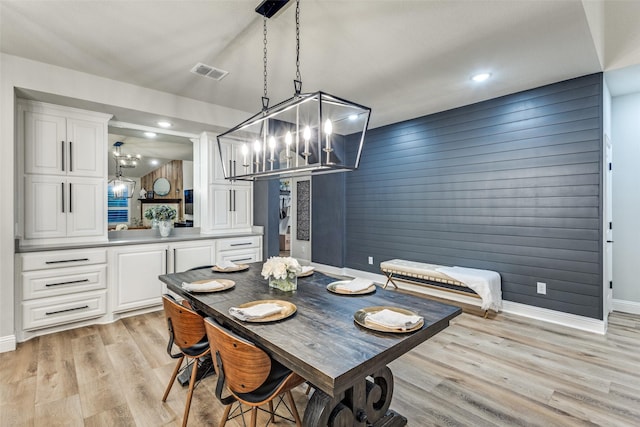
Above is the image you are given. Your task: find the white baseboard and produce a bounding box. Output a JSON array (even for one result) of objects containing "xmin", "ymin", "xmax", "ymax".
[
  {"xmin": 501, "ymin": 300, "xmax": 605, "ymax": 334},
  {"xmin": 315, "ymin": 263, "xmax": 606, "ymax": 334},
  {"xmin": 612, "ymin": 299, "xmax": 640, "ymax": 315},
  {"xmin": 0, "ymin": 334, "xmax": 17, "ymax": 353}
]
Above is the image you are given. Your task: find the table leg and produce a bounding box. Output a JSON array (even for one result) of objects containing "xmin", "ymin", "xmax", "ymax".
[{"xmin": 302, "ymin": 366, "xmax": 407, "ymax": 427}]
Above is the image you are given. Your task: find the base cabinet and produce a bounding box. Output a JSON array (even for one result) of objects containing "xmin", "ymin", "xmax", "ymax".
[
  {"xmin": 171, "ymin": 241, "xmax": 216, "ymax": 273},
  {"xmin": 110, "ymin": 244, "xmax": 168, "ymax": 313},
  {"xmin": 216, "ymin": 236, "xmax": 262, "ymax": 264},
  {"xmin": 16, "ymin": 235, "xmax": 262, "ymax": 342},
  {"xmin": 17, "ymin": 249, "xmax": 108, "ymax": 336}
]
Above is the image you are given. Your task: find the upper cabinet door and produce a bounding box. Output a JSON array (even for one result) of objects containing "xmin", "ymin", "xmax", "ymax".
[
  {"xmin": 66, "ymin": 177, "xmax": 105, "ymax": 237},
  {"xmin": 66, "ymin": 118, "xmax": 104, "ymax": 177},
  {"xmin": 24, "ymin": 111, "xmax": 66, "ymax": 176},
  {"xmin": 24, "ymin": 175, "xmax": 67, "ymax": 239},
  {"xmin": 212, "ymin": 140, "xmax": 233, "ymax": 183},
  {"xmin": 24, "ymin": 112, "xmax": 105, "ymax": 178}
]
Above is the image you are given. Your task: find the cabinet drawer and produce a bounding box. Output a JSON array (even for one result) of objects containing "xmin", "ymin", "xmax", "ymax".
[
  {"xmin": 22, "ymin": 290, "xmax": 107, "ymax": 331},
  {"xmin": 21, "ymin": 248, "xmax": 107, "ymax": 271},
  {"xmin": 217, "ymin": 236, "xmax": 261, "ymax": 251},
  {"xmin": 22, "ymin": 264, "xmax": 107, "ymax": 300},
  {"xmin": 218, "ymin": 248, "xmax": 261, "ymax": 264}
]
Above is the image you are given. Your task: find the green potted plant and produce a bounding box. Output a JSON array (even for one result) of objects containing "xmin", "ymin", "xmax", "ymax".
[{"xmin": 144, "ymin": 205, "xmax": 177, "ymax": 236}]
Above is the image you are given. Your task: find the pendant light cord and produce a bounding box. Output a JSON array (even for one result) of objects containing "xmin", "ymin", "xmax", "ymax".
[
  {"xmin": 295, "ymin": 0, "xmax": 301, "ymax": 84},
  {"xmin": 262, "ymin": 14, "xmax": 269, "ymax": 110}
]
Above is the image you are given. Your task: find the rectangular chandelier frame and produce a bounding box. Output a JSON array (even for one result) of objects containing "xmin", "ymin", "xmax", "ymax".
[{"xmin": 217, "ymin": 90, "xmax": 371, "ymax": 181}]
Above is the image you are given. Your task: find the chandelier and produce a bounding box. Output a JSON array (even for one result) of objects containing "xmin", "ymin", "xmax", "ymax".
[
  {"xmin": 113, "ymin": 141, "xmax": 141, "ymax": 168},
  {"xmin": 217, "ymin": 0, "xmax": 371, "ymax": 181},
  {"xmin": 108, "ymin": 142, "xmax": 138, "ymax": 199}
]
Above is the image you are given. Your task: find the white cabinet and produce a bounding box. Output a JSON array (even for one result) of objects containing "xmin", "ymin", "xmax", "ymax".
[
  {"xmin": 24, "ymin": 176, "xmax": 105, "ymax": 239},
  {"xmin": 203, "ymin": 136, "xmax": 253, "ymax": 234},
  {"xmin": 171, "ymin": 240, "xmax": 216, "ymax": 272},
  {"xmin": 18, "ymin": 100, "xmax": 111, "ymax": 246},
  {"xmin": 110, "ymin": 244, "xmax": 168, "ymax": 313},
  {"xmin": 207, "ymin": 184, "xmax": 252, "ymax": 231},
  {"xmin": 216, "ymin": 235, "xmax": 262, "ymax": 264},
  {"xmin": 23, "ymin": 106, "xmax": 107, "ymax": 177},
  {"xmin": 17, "ymin": 249, "xmax": 108, "ymax": 337},
  {"xmin": 213, "ymin": 140, "xmax": 251, "ymax": 182}
]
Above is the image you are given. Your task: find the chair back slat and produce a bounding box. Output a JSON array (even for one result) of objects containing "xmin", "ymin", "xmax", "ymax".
[
  {"xmin": 204, "ymin": 318, "xmax": 271, "ymax": 393},
  {"xmin": 162, "ymin": 295, "xmax": 207, "ymax": 349}
]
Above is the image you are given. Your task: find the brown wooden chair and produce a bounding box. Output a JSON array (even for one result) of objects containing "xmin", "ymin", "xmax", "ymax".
[
  {"xmin": 203, "ymin": 317, "xmax": 305, "ymax": 427},
  {"xmin": 162, "ymin": 294, "xmax": 211, "ymax": 427}
]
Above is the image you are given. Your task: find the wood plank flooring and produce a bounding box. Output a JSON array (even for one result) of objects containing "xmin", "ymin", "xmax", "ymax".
[{"xmin": 1, "ymin": 310, "xmax": 639, "ymax": 426}]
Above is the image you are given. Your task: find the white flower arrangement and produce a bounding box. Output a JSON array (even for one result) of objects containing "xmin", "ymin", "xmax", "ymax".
[{"xmin": 261, "ymin": 256, "xmax": 302, "ymax": 280}]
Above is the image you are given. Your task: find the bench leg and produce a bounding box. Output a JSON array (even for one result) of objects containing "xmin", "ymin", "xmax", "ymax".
[{"xmin": 383, "ymin": 272, "xmax": 398, "ymax": 289}]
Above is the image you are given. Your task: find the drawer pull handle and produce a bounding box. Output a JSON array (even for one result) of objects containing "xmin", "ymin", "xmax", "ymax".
[
  {"xmin": 46, "ymin": 305, "xmax": 89, "ymax": 316},
  {"xmin": 231, "ymin": 258, "xmax": 252, "ymax": 262},
  {"xmin": 45, "ymin": 279, "xmax": 90, "ymax": 287},
  {"xmin": 230, "ymin": 242, "xmax": 252, "ymax": 247},
  {"xmin": 45, "ymin": 258, "xmax": 90, "ymax": 264}
]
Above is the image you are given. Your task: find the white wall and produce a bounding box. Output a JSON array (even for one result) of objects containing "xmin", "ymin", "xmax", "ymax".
[
  {"xmin": 0, "ymin": 53, "xmax": 249, "ymax": 349},
  {"xmin": 612, "ymin": 92, "xmax": 640, "ymax": 306}
]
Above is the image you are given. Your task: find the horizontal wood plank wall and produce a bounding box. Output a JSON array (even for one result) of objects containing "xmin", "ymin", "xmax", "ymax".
[{"xmin": 344, "ymin": 73, "xmax": 603, "ymax": 319}]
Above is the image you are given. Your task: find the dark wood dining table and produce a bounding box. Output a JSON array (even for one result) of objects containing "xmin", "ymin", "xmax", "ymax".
[{"xmin": 159, "ymin": 263, "xmax": 461, "ymax": 427}]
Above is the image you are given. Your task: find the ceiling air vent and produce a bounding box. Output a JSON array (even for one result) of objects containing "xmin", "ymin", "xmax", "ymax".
[{"xmin": 190, "ymin": 62, "xmax": 229, "ymax": 81}]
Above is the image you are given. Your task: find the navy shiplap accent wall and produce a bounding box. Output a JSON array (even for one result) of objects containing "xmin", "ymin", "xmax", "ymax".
[{"xmin": 344, "ymin": 73, "xmax": 603, "ymax": 319}]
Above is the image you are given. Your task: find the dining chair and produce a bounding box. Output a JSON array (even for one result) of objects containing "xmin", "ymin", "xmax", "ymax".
[
  {"xmin": 203, "ymin": 317, "xmax": 305, "ymax": 427},
  {"xmin": 162, "ymin": 294, "xmax": 212, "ymax": 427}
]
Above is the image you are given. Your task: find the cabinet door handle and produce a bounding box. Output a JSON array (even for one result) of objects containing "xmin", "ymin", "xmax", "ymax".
[
  {"xmin": 61, "ymin": 182, "xmax": 65, "ymax": 213},
  {"xmin": 231, "ymin": 257, "xmax": 252, "ymax": 263},
  {"xmin": 61, "ymin": 141, "xmax": 65, "ymax": 171},
  {"xmin": 69, "ymin": 141, "xmax": 73, "ymax": 171},
  {"xmin": 229, "ymin": 189, "xmax": 232, "ymax": 212},
  {"xmin": 233, "ymin": 190, "xmax": 236, "ymax": 212},
  {"xmin": 230, "ymin": 242, "xmax": 252, "ymax": 247},
  {"xmin": 46, "ymin": 279, "xmax": 90, "ymax": 287},
  {"xmin": 46, "ymin": 305, "xmax": 89, "ymax": 316},
  {"xmin": 45, "ymin": 258, "xmax": 90, "ymax": 264},
  {"xmin": 173, "ymin": 248, "xmax": 176, "ymax": 273},
  {"xmin": 233, "ymin": 160, "xmax": 236, "ymax": 176},
  {"xmin": 69, "ymin": 183, "xmax": 72, "ymax": 213},
  {"xmin": 229, "ymin": 160, "xmax": 233, "ymax": 177}
]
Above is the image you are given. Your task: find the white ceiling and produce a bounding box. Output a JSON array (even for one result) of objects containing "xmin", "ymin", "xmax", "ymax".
[{"xmin": 2, "ymin": 0, "xmax": 640, "ymax": 132}]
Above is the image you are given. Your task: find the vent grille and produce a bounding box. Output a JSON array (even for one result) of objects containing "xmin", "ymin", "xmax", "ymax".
[{"xmin": 190, "ymin": 62, "xmax": 229, "ymax": 81}]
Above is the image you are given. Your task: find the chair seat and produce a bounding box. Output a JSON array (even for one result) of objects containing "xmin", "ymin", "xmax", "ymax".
[
  {"xmin": 181, "ymin": 336, "xmax": 209, "ymax": 357},
  {"xmin": 234, "ymin": 359, "xmax": 292, "ymax": 404}
]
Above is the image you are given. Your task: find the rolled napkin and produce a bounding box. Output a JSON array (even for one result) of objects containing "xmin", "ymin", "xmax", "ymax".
[
  {"xmin": 336, "ymin": 277, "xmax": 374, "ymax": 293},
  {"xmin": 216, "ymin": 260, "xmax": 239, "ymax": 269},
  {"xmin": 229, "ymin": 302, "xmax": 284, "ymax": 321},
  {"xmin": 366, "ymin": 308, "xmax": 423, "ymax": 331},
  {"xmin": 182, "ymin": 280, "xmax": 225, "ymax": 292},
  {"xmin": 298, "ymin": 266, "xmax": 315, "ymax": 276}
]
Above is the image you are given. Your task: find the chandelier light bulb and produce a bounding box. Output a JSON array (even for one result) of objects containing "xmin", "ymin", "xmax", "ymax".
[
  {"xmin": 285, "ymin": 131, "xmax": 292, "ymax": 148},
  {"xmin": 254, "ymin": 139, "xmax": 261, "ymax": 153},
  {"xmin": 303, "ymin": 126, "xmax": 311, "ymax": 141},
  {"xmin": 324, "ymin": 119, "xmax": 333, "ymax": 135}
]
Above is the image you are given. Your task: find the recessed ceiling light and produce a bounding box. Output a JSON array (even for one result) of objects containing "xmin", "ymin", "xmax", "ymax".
[
  {"xmin": 157, "ymin": 121, "xmax": 172, "ymax": 128},
  {"xmin": 349, "ymin": 114, "xmax": 358, "ymax": 121},
  {"xmin": 144, "ymin": 132, "xmax": 157, "ymax": 138},
  {"xmin": 471, "ymin": 73, "xmax": 491, "ymax": 82},
  {"xmin": 151, "ymin": 160, "xmax": 159, "ymax": 166}
]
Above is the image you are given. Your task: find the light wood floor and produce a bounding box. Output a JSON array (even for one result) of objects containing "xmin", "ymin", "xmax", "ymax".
[{"xmin": 1, "ymin": 310, "xmax": 639, "ymax": 426}]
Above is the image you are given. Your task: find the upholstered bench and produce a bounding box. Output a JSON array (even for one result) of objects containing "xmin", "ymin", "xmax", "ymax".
[{"xmin": 380, "ymin": 259, "xmax": 502, "ymax": 316}]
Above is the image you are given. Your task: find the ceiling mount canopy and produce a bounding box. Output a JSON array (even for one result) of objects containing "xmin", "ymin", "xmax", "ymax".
[{"xmin": 217, "ymin": 0, "xmax": 371, "ymax": 181}]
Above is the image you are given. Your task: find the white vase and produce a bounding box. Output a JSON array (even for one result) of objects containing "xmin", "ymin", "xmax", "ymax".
[
  {"xmin": 159, "ymin": 220, "xmax": 172, "ymax": 237},
  {"xmin": 151, "ymin": 219, "xmax": 159, "ymax": 229}
]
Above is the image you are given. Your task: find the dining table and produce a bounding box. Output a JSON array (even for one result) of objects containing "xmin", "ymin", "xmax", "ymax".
[{"xmin": 159, "ymin": 263, "xmax": 461, "ymax": 427}]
